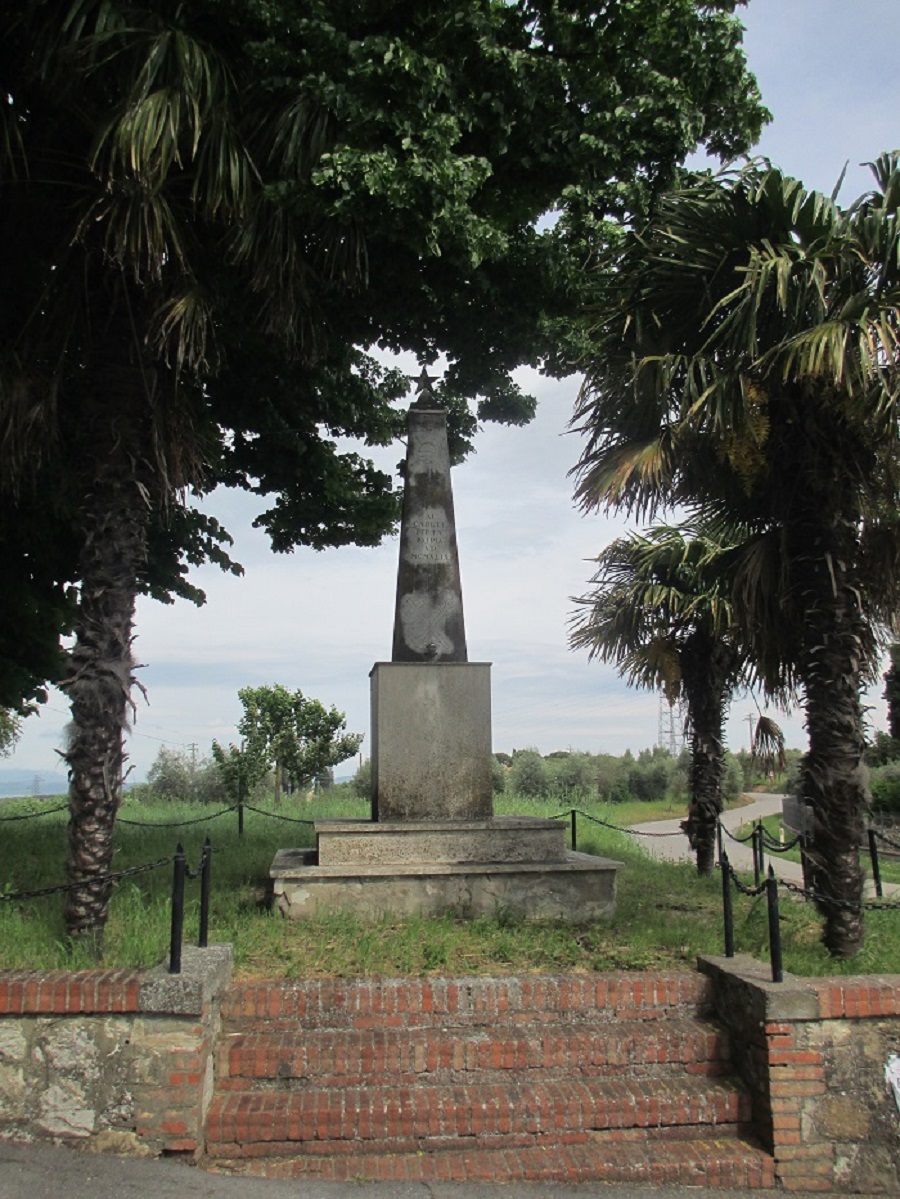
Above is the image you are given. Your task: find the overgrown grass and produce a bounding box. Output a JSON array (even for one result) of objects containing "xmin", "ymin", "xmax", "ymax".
[{"xmin": 0, "ymin": 789, "xmax": 896, "ymax": 977}]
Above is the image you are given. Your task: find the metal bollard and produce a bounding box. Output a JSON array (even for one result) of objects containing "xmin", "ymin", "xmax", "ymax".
[
  {"xmin": 199, "ymin": 837, "xmax": 212, "ymax": 948},
  {"xmin": 169, "ymin": 843, "xmax": 186, "ymax": 975},
  {"xmin": 766, "ymin": 865, "xmax": 783, "ymax": 983},
  {"xmin": 868, "ymin": 828, "xmax": 883, "ymax": 899},
  {"xmin": 721, "ymin": 851, "xmax": 735, "ymax": 958},
  {"xmin": 753, "ymin": 822, "xmax": 765, "ymax": 887},
  {"xmin": 570, "ymin": 809, "xmax": 577, "ymax": 851}
]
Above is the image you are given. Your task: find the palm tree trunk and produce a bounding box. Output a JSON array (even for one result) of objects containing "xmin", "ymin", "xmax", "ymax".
[
  {"xmin": 61, "ymin": 322, "xmax": 154, "ymax": 955},
  {"xmin": 795, "ymin": 520, "xmax": 868, "ymax": 957},
  {"xmin": 681, "ymin": 635, "xmax": 733, "ymax": 876}
]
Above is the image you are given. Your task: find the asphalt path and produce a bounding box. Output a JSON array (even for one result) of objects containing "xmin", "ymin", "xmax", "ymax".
[
  {"xmin": 0, "ymin": 1139, "xmax": 795, "ymax": 1199},
  {"xmin": 628, "ymin": 793, "xmax": 896, "ymax": 898},
  {"xmin": 628, "ymin": 792, "xmax": 798, "ymax": 877}
]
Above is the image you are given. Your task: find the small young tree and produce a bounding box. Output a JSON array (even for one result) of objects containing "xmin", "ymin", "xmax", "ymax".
[{"xmin": 230, "ymin": 684, "xmax": 362, "ymax": 804}]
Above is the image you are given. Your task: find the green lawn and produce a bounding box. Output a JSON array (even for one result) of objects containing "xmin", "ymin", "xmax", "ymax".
[{"xmin": 0, "ymin": 789, "xmax": 896, "ymax": 977}]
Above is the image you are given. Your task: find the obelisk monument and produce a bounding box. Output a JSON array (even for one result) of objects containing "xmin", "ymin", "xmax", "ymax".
[
  {"xmin": 268, "ymin": 368, "xmax": 621, "ymax": 922},
  {"xmin": 391, "ymin": 369, "xmax": 467, "ymax": 663},
  {"xmin": 370, "ymin": 370, "xmax": 492, "ymax": 820}
]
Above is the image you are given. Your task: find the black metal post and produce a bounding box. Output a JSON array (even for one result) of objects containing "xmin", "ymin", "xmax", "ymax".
[
  {"xmin": 868, "ymin": 828, "xmax": 883, "ymax": 899},
  {"xmin": 799, "ymin": 831, "xmax": 811, "ymax": 896},
  {"xmin": 753, "ymin": 822, "xmax": 765, "ymax": 887},
  {"xmin": 169, "ymin": 843, "xmax": 186, "ymax": 975},
  {"xmin": 721, "ymin": 851, "xmax": 735, "ymax": 958},
  {"xmin": 766, "ymin": 865, "xmax": 783, "ymax": 983},
  {"xmin": 199, "ymin": 837, "xmax": 211, "ymax": 948},
  {"xmin": 238, "ymin": 771, "xmax": 245, "ymax": 838},
  {"xmin": 570, "ymin": 809, "xmax": 577, "ymax": 851}
]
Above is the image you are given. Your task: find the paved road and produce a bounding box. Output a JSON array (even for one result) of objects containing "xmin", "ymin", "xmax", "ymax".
[
  {"xmin": 628, "ymin": 793, "xmax": 798, "ymax": 876},
  {"xmin": 629, "ymin": 793, "xmax": 896, "ymax": 897},
  {"xmin": 0, "ymin": 1139, "xmax": 794, "ymax": 1199}
]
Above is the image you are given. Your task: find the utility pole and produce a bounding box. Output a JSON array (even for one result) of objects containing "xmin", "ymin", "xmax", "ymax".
[{"xmin": 745, "ymin": 713, "xmax": 756, "ymax": 754}]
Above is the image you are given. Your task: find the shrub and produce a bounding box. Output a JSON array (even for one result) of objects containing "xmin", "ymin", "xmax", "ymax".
[
  {"xmin": 352, "ymin": 758, "xmax": 372, "ymax": 799},
  {"xmin": 870, "ymin": 762, "xmax": 900, "ymax": 815},
  {"xmin": 491, "ymin": 756, "xmax": 507, "ymax": 794},
  {"xmin": 143, "ymin": 747, "xmax": 224, "ymax": 804},
  {"xmin": 509, "ymin": 749, "xmax": 548, "ymax": 798},
  {"xmin": 544, "ymin": 752, "xmax": 597, "ymax": 802}
]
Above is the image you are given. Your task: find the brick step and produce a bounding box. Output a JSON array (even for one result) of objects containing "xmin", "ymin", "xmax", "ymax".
[
  {"xmin": 205, "ymin": 1075, "xmax": 751, "ymax": 1157},
  {"xmin": 206, "ymin": 1134, "xmax": 775, "ymax": 1188},
  {"xmin": 222, "ymin": 973, "xmax": 712, "ymax": 1031},
  {"xmin": 216, "ymin": 1016, "xmax": 729, "ymax": 1089}
]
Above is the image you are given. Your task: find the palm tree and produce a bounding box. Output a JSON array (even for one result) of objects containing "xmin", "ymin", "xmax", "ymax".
[
  {"xmin": 571, "ymin": 526, "xmax": 744, "ymax": 875},
  {"xmin": 1, "ymin": 2, "xmax": 367, "ymax": 950},
  {"xmin": 573, "ymin": 158, "xmax": 900, "ymax": 956}
]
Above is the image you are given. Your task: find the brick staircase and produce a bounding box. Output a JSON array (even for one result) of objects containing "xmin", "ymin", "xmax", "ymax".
[{"xmin": 204, "ymin": 973, "xmax": 775, "ymax": 1187}]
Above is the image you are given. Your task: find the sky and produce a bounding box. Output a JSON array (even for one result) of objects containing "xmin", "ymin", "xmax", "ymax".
[{"xmin": 6, "ymin": 0, "xmax": 900, "ymax": 793}]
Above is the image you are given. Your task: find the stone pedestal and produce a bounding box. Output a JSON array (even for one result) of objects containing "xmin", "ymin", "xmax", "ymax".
[
  {"xmin": 370, "ymin": 662, "xmax": 491, "ymax": 821},
  {"xmin": 271, "ymin": 818, "xmax": 621, "ymax": 922}
]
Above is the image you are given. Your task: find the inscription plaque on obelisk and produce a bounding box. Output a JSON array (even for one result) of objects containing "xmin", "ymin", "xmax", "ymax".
[{"xmin": 371, "ymin": 369, "xmax": 492, "ymax": 821}]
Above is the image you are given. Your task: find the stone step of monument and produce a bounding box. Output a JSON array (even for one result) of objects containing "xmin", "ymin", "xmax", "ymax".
[
  {"xmin": 205, "ymin": 1074, "xmax": 752, "ymax": 1158},
  {"xmin": 221, "ymin": 972, "xmax": 713, "ymax": 1031},
  {"xmin": 215, "ymin": 1016, "xmax": 729, "ymax": 1090},
  {"xmin": 206, "ymin": 1135, "xmax": 775, "ymax": 1188}
]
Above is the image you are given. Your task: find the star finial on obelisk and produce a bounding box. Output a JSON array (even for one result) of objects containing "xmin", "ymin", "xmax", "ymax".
[{"xmin": 411, "ymin": 365, "xmax": 438, "ymax": 407}]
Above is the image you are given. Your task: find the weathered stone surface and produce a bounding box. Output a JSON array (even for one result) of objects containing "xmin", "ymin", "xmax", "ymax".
[
  {"xmin": 814, "ymin": 1094, "xmax": 872, "ymax": 1140},
  {"xmin": 139, "ymin": 943, "xmax": 232, "ymax": 1015},
  {"xmin": 0, "ymin": 1062, "xmax": 27, "ymax": 1117},
  {"xmin": 392, "ymin": 396, "xmax": 466, "ymax": 663},
  {"xmin": 271, "ymin": 852, "xmax": 621, "ymax": 921},
  {"xmin": 314, "ymin": 816, "xmax": 567, "ymax": 866},
  {"xmin": 36, "ymin": 1080, "xmax": 94, "ymax": 1137},
  {"xmin": 371, "ymin": 661, "xmax": 492, "ymax": 821}
]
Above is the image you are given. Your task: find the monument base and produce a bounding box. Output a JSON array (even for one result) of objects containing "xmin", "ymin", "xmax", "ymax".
[{"xmin": 269, "ymin": 816, "xmax": 621, "ymax": 922}]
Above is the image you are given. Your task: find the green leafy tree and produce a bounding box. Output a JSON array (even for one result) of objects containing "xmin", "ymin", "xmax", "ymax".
[
  {"xmin": 883, "ymin": 645, "xmax": 900, "ymax": 740},
  {"xmin": 226, "ymin": 685, "xmax": 362, "ymax": 805},
  {"xmin": 573, "ymin": 158, "xmax": 900, "ymax": 955},
  {"xmin": 0, "ymin": 0, "xmax": 764, "ymax": 951},
  {"xmin": 571, "ymin": 526, "xmax": 744, "ymax": 873},
  {"xmin": 0, "ymin": 710, "xmax": 22, "ymax": 757},
  {"xmin": 510, "ymin": 749, "xmax": 549, "ymax": 799}
]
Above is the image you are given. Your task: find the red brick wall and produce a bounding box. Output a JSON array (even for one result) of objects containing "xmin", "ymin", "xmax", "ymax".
[{"xmin": 699, "ymin": 955, "xmax": 900, "ymax": 1193}]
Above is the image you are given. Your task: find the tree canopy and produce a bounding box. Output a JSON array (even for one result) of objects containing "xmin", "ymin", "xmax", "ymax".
[
  {"xmin": 214, "ymin": 684, "xmax": 362, "ymax": 805},
  {"xmin": 0, "ymin": 0, "xmax": 765, "ymax": 949}
]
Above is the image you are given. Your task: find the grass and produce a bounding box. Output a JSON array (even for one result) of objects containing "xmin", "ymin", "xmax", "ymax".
[{"xmin": 0, "ymin": 789, "xmax": 897, "ymax": 977}]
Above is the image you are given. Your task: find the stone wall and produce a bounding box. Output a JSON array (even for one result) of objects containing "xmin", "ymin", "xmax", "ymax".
[
  {"xmin": 699, "ymin": 955, "xmax": 900, "ymax": 1193},
  {"xmin": 0, "ymin": 945, "xmax": 231, "ymax": 1158}
]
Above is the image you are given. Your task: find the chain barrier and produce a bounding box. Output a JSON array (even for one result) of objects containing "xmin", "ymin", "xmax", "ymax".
[
  {"xmin": 552, "ymin": 808, "xmax": 686, "ymax": 838},
  {"xmin": 0, "ymin": 855, "xmax": 174, "ymax": 904},
  {"xmin": 872, "ymin": 827, "xmax": 900, "ymax": 852},
  {"xmin": 241, "ymin": 803, "xmax": 315, "ymax": 825},
  {"xmin": 719, "ymin": 823, "xmax": 756, "ymax": 845},
  {"xmin": 117, "ymin": 804, "xmax": 238, "ymax": 828},
  {"xmin": 0, "ymin": 802, "xmax": 69, "ymax": 822},
  {"xmin": 776, "ymin": 875, "xmax": 900, "ymax": 912},
  {"xmin": 760, "ymin": 828, "xmax": 803, "ymax": 853},
  {"xmin": 723, "ymin": 861, "xmax": 767, "ymax": 899}
]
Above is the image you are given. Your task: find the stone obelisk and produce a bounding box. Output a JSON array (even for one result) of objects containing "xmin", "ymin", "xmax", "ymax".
[
  {"xmin": 370, "ymin": 370, "xmax": 492, "ymax": 821},
  {"xmin": 391, "ymin": 370, "xmax": 467, "ymax": 663},
  {"xmin": 269, "ymin": 369, "xmax": 621, "ymax": 922}
]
